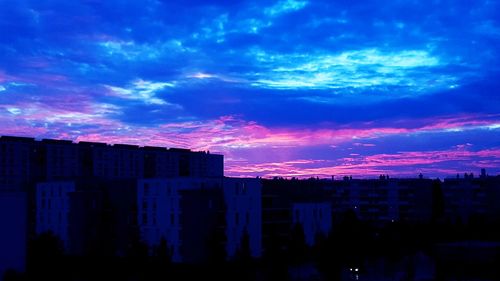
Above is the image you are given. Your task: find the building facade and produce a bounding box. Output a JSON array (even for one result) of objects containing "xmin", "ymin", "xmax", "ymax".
[
  {"xmin": 35, "ymin": 181, "xmax": 75, "ymax": 250},
  {"xmin": 0, "ymin": 192, "xmax": 28, "ymax": 278},
  {"xmin": 0, "ymin": 136, "xmax": 224, "ymax": 192},
  {"xmin": 292, "ymin": 202, "xmax": 332, "ymax": 246},
  {"xmin": 137, "ymin": 177, "xmax": 262, "ymax": 262}
]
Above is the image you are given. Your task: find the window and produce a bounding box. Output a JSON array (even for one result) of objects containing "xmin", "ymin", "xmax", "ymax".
[
  {"xmin": 142, "ymin": 200, "xmax": 148, "ymax": 210},
  {"xmin": 144, "ymin": 183, "xmax": 150, "ymax": 195},
  {"xmin": 142, "ymin": 213, "xmax": 148, "ymax": 224},
  {"xmin": 47, "ymin": 199, "xmax": 51, "ymax": 209},
  {"xmin": 235, "ymin": 212, "xmax": 239, "ymax": 225},
  {"xmin": 170, "ymin": 213, "xmax": 175, "ymax": 225}
]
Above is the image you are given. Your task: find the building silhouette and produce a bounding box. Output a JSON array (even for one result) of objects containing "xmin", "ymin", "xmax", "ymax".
[
  {"xmin": 0, "ymin": 136, "xmax": 223, "ymax": 192},
  {"xmin": 1, "ymin": 135, "xmax": 500, "ymax": 279}
]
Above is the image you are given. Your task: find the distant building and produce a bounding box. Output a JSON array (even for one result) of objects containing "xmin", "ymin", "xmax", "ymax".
[
  {"xmin": 327, "ymin": 178, "xmax": 434, "ymax": 224},
  {"xmin": 292, "ymin": 202, "xmax": 332, "ymax": 246},
  {"xmin": 442, "ymin": 174, "xmax": 500, "ymax": 224}
]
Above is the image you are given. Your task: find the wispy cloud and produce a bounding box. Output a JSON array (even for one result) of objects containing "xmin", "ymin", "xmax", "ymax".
[
  {"xmin": 245, "ymin": 48, "xmax": 452, "ymax": 91},
  {"xmin": 1, "ymin": 0, "xmax": 499, "ymax": 178},
  {"xmin": 264, "ymin": 0, "xmax": 308, "ymax": 17},
  {"xmin": 226, "ymin": 148, "xmax": 500, "ymax": 178},
  {"xmin": 104, "ymin": 79, "xmax": 178, "ymax": 106},
  {"xmin": 97, "ymin": 39, "xmax": 195, "ymax": 61}
]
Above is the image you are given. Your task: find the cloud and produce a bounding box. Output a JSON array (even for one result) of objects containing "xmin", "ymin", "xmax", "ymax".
[
  {"xmin": 1, "ymin": 0, "xmax": 499, "ymax": 178},
  {"xmin": 245, "ymin": 48, "xmax": 453, "ymax": 91},
  {"xmin": 104, "ymin": 79, "xmax": 178, "ymax": 106},
  {"xmin": 97, "ymin": 39, "xmax": 195, "ymax": 61},
  {"xmin": 264, "ymin": 0, "xmax": 308, "ymax": 17},
  {"xmin": 226, "ymin": 148, "xmax": 500, "ymax": 178}
]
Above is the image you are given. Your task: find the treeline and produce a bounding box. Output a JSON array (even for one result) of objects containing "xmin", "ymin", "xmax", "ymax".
[{"xmin": 4, "ymin": 210, "xmax": 500, "ymax": 281}]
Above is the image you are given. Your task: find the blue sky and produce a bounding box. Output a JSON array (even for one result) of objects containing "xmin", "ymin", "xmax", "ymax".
[{"xmin": 1, "ymin": 0, "xmax": 499, "ymax": 178}]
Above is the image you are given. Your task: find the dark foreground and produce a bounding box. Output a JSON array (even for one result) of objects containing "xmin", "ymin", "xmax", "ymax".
[{"xmin": 4, "ymin": 221, "xmax": 500, "ymax": 281}]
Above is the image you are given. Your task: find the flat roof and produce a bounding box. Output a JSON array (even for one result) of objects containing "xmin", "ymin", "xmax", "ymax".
[{"xmin": 0, "ymin": 136, "xmax": 35, "ymax": 142}]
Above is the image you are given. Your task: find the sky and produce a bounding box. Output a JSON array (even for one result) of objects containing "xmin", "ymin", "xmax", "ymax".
[{"xmin": 0, "ymin": 0, "xmax": 499, "ymax": 178}]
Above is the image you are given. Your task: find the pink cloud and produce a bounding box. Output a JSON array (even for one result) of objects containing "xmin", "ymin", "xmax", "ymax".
[
  {"xmin": 225, "ymin": 148, "xmax": 500, "ymax": 178},
  {"xmin": 1, "ymin": 109, "xmax": 499, "ymax": 178},
  {"xmin": 2, "ymin": 112, "xmax": 499, "ymax": 153}
]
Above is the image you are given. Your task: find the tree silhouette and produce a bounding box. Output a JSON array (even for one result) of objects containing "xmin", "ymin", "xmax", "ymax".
[
  {"xmin": 206, "ymin": 228, "xmax": 226, "ymax": 263},
  {"xmin": 235, "ymin": 228, "xmax": 252, "ymax": 263},
  {"xmin": 262, "ymin": 230, "xmax": 288, "ymax": 281},
  {"xmin": 146, "ymin": 237, "xmax": 172, "ymax": 280},
  {"xmin": 431, "ymin": 179, "xmax": 445, "ymax": 222},
  {"xmin": 288, "ymin": 223, "xmax": 308, "ymax": 265},
  {"xmin": 154, "ymin": 237, "xmax": 172, "ymax": 265},
  {"xmin": 26, "ymin": 231, "xmax": 65, "ymax": 280},
  {"xmin": 2, "ymin": 269, "xmax": 26, "ymax": 281}
]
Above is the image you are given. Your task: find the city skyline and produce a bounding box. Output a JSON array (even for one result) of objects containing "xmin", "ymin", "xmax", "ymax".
[
  {"xmin": 0, "ymin": 134, "xmax": 493, "ymax": 180},
  {"xmin": 1, "ymin": 0, "xmax": 499, "ymax": 178}
]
